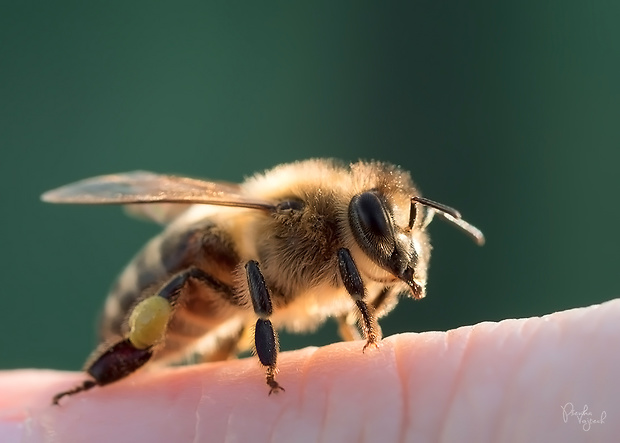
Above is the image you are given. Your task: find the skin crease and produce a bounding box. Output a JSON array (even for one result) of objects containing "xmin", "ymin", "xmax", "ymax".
[{"xmin": 1, "ymin": 299, "xmax": 618, "ymax": 443}]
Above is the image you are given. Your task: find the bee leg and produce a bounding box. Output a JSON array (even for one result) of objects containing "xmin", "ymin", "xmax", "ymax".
[
  {"xmin": 245, "ymin": 260, "xmax": 284, "ymax": 395},
  {"xmin": 52, "ymin": 380, "xmax": 97, "ymax": 405},
  {"xmin": 336, "ymin": 286, "xmax": 394, "ymax": 342},
  {"xmin": 336, "ymin": 312, "xmax": 362, "ymax": 341},
  {"xmin": 337, "ymin": 248, "xmax": 381, "ymax": 351},
  {"xmin": 199, "ymin": 324, "xmax": 246, "ymax": 363},
  {"xmin": 53, "ymin": 338, "xmax": 154, "ymax": 405},
  {"xmin": 371, "ymin": 286, "xmax": 395, "ymax": 315},
  {"xmin": 53, "ymin": 268, "xmax": 208, "ymax": 405}
]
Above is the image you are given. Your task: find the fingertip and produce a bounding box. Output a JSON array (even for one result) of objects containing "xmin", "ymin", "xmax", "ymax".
[{"xmin": 3, "ymin": 299, "xmax": 619, "ymax": 442}]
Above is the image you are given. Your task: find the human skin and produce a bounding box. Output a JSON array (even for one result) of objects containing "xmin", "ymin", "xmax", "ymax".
[{"xmin": 1, "ymin": 299, "xmax": 618, "ymax": 443}]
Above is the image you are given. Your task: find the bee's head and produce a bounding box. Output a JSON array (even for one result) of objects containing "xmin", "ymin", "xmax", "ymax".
[
  {"xmin": 348, "ymin": 190, "xmax": 424, "ymax": 298},
  {"xmin": 348, "ymin": 189, "xmax": 484, "ymax": 299}
]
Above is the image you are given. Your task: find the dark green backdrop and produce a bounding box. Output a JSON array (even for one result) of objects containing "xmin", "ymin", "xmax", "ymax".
[{"xmin": 1, "ymin": 2, "xmax": 618, "ymax": 370}]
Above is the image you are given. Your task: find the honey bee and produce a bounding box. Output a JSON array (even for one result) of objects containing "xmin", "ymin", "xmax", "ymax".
[{"xmin": 42, "ymin": 159, "xmax": 484, "ymax": 404}]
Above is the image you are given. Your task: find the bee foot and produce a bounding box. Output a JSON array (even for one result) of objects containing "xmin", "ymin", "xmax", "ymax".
[
  {"xmin": 52, "ymin": 380, "xmax": 97, "ymax": 405},
  {"xmin": 267, "ymin": 379, "xmax": 285, "ymax": 395},
  {"xmin": 362, "ymin": 340, "xmax": 380, "ymax": 353}
]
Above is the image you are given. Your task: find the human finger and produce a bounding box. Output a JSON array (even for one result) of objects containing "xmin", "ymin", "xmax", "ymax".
[{"xmin": 1, "ymin": 299, "xmax": 618, "ymax": 442}]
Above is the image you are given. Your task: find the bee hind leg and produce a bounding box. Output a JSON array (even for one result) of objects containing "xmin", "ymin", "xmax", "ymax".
[
  {"xmin": 52, "ymin": 380, "xmax": 97, "ymax": 405},
  {"xmin": 53, "ymin": 337, "xmax": 154, "ymax": 405},
  {"xmin": 245, "ymin": 260, "xmax": 284, "ymax": 395},
  {"xmin": 53, "ymin": 267, "xmax": 220, "ymax": 405}
]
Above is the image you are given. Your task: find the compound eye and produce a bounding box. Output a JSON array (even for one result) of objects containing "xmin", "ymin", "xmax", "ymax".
[{"xmin": 350, "ymin": 191, "xmax": 393, "ymax": 241}]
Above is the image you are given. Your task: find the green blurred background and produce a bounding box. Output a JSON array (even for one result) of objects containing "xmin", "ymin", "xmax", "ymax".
[{"xmin": 1, "ymin": 2, "xmax": 618, "ymax": 370}]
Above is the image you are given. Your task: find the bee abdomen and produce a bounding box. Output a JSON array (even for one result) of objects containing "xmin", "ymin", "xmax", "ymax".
[
  {"xmin": 98, "ymin": 234, "xmax": 168, "ymax": 340},
  {"xmin": 98, "ymin": 219, "xmax": 241, "ymax": 342}
]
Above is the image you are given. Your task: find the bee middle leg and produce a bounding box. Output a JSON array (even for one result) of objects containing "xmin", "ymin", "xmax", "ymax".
[
  {"xmin": 337, "ymin": 248, "xmax": 381, "ymax": 351},
  {"xmin": 245, "ymin": 260, "xmax": 284, "ymax": 395},
  {"xmin": 53, "ymin": 267, "xmax": 230, "ymax": 405}
]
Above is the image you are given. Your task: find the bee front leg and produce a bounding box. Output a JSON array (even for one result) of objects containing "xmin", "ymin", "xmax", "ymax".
[
  {"xmin": 53, "ymin": 268, "xmax": 204, "ymax": 405},
  {"xmin": 336, "ymin": 287, "xmax": 394, "ymax": 342},
  {"xmin": 337, "ymin": 248, "xmax": 381, "ymax": 351},
  {"xmin": 245, "ymin": 260, "xmax": 284, "ymax": 395}
]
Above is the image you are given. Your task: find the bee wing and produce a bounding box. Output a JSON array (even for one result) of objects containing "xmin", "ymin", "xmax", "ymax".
[
  {"xmin": 123, "ymin": 203, "xmax": 195, "ymax": 225},
  {"xmin": 41, "ymin": 171, "xmax": 276, "ymax": 212}
]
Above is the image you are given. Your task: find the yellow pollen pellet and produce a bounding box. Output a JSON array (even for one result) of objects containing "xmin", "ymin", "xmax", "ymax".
[{"xmin": 128, "ymin": 296, "xmax": 172, "ymax": 349}]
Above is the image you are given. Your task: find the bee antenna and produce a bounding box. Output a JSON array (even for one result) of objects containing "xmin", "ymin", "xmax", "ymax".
[{"xmin": 409, "ymin": 196, "xmax": 485, "ymax": 246}]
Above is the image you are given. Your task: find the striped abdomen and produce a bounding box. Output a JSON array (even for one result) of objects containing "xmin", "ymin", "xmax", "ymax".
[{"xmin": 98, "ymin": 218, "xmax": 243, "ymax": 362}]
